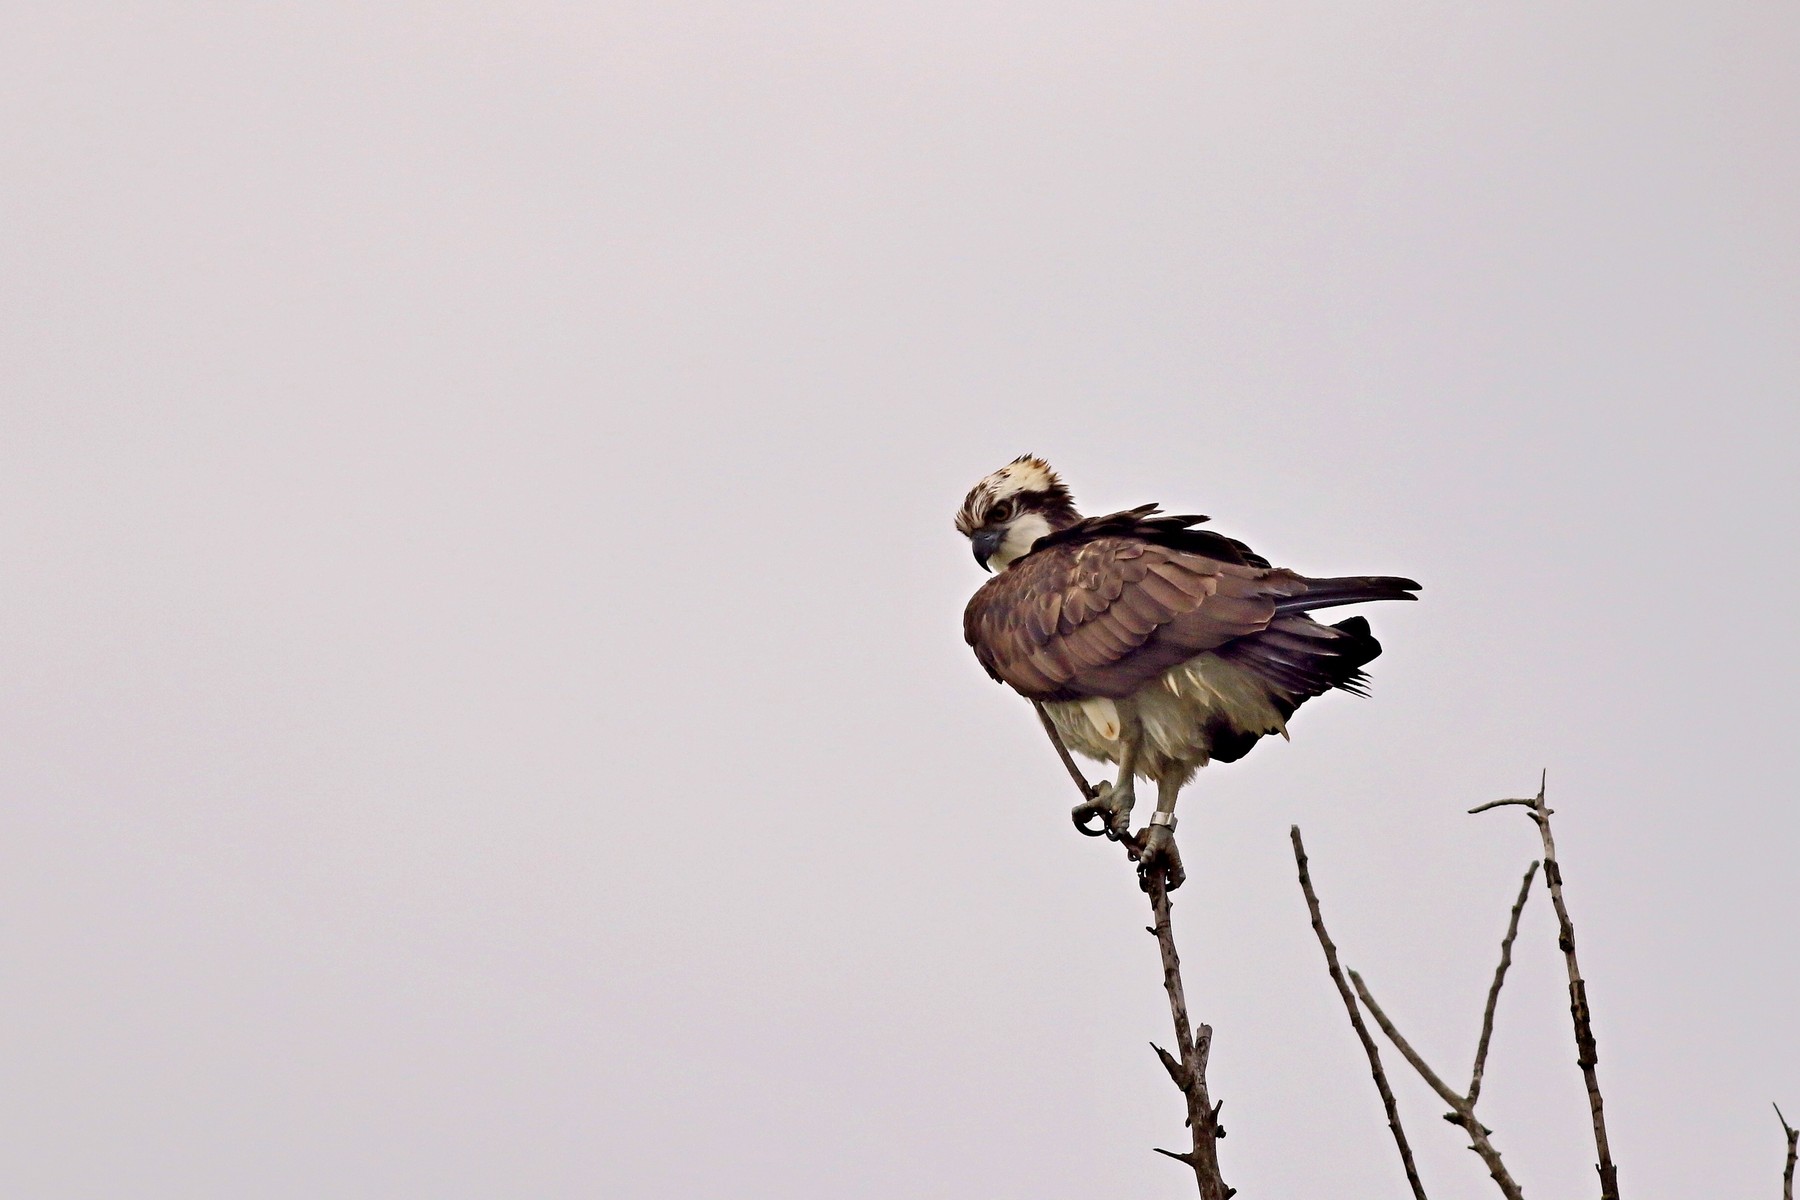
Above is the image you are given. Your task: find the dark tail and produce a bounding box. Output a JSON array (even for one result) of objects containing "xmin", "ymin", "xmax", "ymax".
[
  {"xmin": 1272, "ymin": 575, "xmax": 1420, "ymax": 617},
  {"xmin": 1209, "ymin": 614, "xmax": 1386, "ymax": 761}
]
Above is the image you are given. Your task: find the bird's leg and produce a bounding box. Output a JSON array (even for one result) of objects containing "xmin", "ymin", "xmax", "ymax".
[
  {"xmin": 1071, "ymin": 706, "xmax": 1139, "ymax": 840},
  {"xmin": 1135, "ymin": 775, "xmax": 1187, "ymax": 891}
]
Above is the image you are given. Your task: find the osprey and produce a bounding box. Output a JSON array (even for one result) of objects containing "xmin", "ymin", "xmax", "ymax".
[{"xmin": 958, "ymin": 456, "xmax": 1419, "ymax": 887}]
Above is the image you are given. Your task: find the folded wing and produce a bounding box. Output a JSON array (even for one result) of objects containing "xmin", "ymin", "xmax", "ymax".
[{"xmin": 963, "ymin": 514, "xmax": 1418, "ymax": 702}]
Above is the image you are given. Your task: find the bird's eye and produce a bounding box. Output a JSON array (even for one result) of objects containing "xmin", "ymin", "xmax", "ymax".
[{"xmin": 990, "ymin": 501, "xmax": 1014, "ymax": 522}]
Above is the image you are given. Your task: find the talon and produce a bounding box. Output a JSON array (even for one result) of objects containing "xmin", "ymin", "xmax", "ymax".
[
  {"xmin": 1135, "ymin": 823, "xmax": 1186, "ymax": 891},
  {"xmin": 1071, "ymin": 783, "xmax": 1107, "ymax": 837},
  {"xmin": 1071, "ymin": 799, "xmax": 1110, "ymax": 837},
  {"xmin": 1106, "ymin": 782, "xmax": 1136, "ymax": 838},
  {"xmin": 1071, "ymin": 780, "xmax": 1135, "ymax": 841}
]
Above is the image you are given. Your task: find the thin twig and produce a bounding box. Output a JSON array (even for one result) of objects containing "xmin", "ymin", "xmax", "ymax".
[
  {"xmin": 1469, "ymin": 861, "xmax": 1540, "ymax": 1106},
  {"xmin": 1777, "ymin": 1103, "xmax": 1797, "ymax": 1200},
  {"xmin": 1476, "ymin": 772, "xmax": 1620, "ymax": 1200},
  {"xmin": 1466, "ymin": 797, "xmax": 1545, "ymax": 816},
  {"xmin": 1033, "ymin": 700, "xmax": 1096, "ymax": 801},
  {"xmin": 1347, "ymin": 972, "xmax": 1464, "ymax": 1109},
  {"xmin": 1291, "ymin": 826, "xmax": 1429, "ymax": 1200},
  {"xmin": 1034, "ymin": 706, "xmax": 1228, "ymax": 1198},
  {"xmin": 1351, "ymin": 972, "xmax": 1526, "ymax": 1200}
]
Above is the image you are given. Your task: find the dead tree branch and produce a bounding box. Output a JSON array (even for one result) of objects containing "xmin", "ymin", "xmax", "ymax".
[
  {"xmin": 1146, "ymin": 871, "xmax": 1233, "ymax": 1199},
  {"xmin": 1292, "ymin": 828, "xmax": 1539, "ymax": 1198},
  {"xmin": 1033, "ymin": 700, "xmax": 1097, "ymax": 802},
  {"xmin": 1033, "ymin": 705, "xmax": 1231, "ymax": 1199},
  {"xmin": 1469, "ymin": 861, "xmax": 1540, "ymax": 1107},
  {"xmin": 1472, "ymin": 772, "xmax": 1621, "ymax": 1200},
  {"xmin": 1290, "ymin": 826, "xmax": 1429, "ymax": 1200},
  {"xmin": 1778, "ymin": 1104, "xmax": 1797, "ymax": 1200},
  {"xmin": 1348, "ymin": 971, "xmax": 1526, "ymax": 1200},
  {"xmin": 1466, "ymin": 797, "xmax": 1543, "ymax": 815}
]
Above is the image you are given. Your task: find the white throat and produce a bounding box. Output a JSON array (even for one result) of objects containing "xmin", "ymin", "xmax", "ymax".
[{"xmin": 990, "ymin": 512, "xmax": 1054, "ymax": 571}]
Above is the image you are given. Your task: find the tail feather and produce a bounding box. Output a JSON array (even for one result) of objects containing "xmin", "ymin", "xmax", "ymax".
[
  {"xmin": 1271, "ymin": 575, "xmax": 1420, "ymax": 617},
  {"xmin": 1206, "ymin": 614, "xmax": 1385, "ymax": 762},
  {"xmin": 1217, "ymin": 614, "xmax": 1384, "ymax": 713}
]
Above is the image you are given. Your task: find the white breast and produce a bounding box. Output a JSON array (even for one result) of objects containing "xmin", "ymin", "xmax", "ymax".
[{"xmin": 1042, "ymin": 652, "xmax": 1290, "ymax": 786}]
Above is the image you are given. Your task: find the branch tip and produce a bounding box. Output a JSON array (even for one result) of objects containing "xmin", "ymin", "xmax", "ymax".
[
  {"xmin": 1777, "ymin": 1102, "xmax": 1797, "ymax": 1200},
  {"xmin": 1468, "ymin": 797, "xmax": 1538, "ymax": 815},
  {"xmin": 1522, "ymin": 777, "xmax": 1620, "ymax": 1199},
  {"xmin": 1468, "ymin": 859, "xmax": 1539, "ymax": 1106},
  {"xmin": 1153, "ymin": 1042, "xmax": 1192, "ymax": 1089}
]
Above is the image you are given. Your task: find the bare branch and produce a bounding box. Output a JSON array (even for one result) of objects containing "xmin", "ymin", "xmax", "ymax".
[
  {"xmin": 1291, "ymin": 826, "xmax": 1430, "ymax": 1200},
  {"xmin": 1475, "ymin": 772, "xmax": 1621, "ymax": 1199},
  {"xmin": 1468, "ymin": 861, "xmax": 1540, "ymax": 1106},
  {"xmin": 1349, "ymin": 970, "xmax": 1470, "ymax": 1112},
  {"xmin": 1350, "ymin": 971, "xmax": 1526, "ymax": 1200},
  {"xmin": 1777, "ymin": 1103, "xmax": 1797, "ymax": 1200},
  {"xmin": 1153, "ymin": 1041, "xmax": 1191, "ymax": 1091},
  {"xmin": 1148, "ymin": 872, "xmax": 1234, "ymax": 1199},
  {"xmin": 1466, "ymin": 797, "xmax": 1543, "ymax": 815},
  {"xmin": 1034, "ymin": 705, "xmax": 1229, "ymax": 1197},
  {"xmin": 1033, "ymin": 700, "xmax": 1097, "ymax": 800}
]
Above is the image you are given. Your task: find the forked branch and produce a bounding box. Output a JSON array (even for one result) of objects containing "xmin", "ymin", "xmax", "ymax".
[
  {"xmin": 1290, "ymin": 826, "xmax": 1429, "ymax": 1200},
  {"xmin": 1472, "ymin": 772, "xmax": 1621, "ymax": 1200},
  {"xmin": 1292, "ymin": 828, "xmax": 1542, "ymax": 1199},
  {"xmin": 1350, "ymin": 971, "xmax": 1525, "ymax": 1200}
]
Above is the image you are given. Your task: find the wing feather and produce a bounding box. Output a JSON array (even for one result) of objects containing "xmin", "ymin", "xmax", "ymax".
[
  {"xmin": 1135, "ymin": 569, "xmax": 1197, "ymax": 612},
  {"xmin": 965, "ymin": 536, "xmax": 1298, "ymax": 700},
  {"xmin": 1146, "ymin": 558, "xmax": 1219, "ymax": 600},
  {"xmin": 1109, "ymin": 586, "xmax": 1165, "ymax": 635},
  {"xmin": 963, "ymin": 506, "xmax": 1416, "ymax": 702}
]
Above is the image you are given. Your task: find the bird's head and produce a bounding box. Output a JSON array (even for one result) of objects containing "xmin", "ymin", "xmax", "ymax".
[{"xmin": 955, "ymin": 455, "xmax": 1081, "ymax": 571}]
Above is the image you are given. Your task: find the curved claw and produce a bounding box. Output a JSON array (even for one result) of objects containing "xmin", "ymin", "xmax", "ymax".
[
  {"xmin": 1071, "ymin": 801, "xmax": 1111, "ymax": 837},
  {"xmin": 1071, "ymin": 781, "xmax": 1134, "ymax": 841},
  {"xmin": 1136, "ymin": 823, "xmax": 1187, "ymax": 892}
]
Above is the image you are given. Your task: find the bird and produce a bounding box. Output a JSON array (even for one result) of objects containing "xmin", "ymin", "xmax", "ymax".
[{"xmin": 957, "ymin": 455, "xmax": 1419, "ymax": 888}]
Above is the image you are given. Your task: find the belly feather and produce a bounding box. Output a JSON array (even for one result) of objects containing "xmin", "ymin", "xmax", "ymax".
[{"xmin": 1043, "ymin": 652, "xmax": 1289, "ymax": 780}]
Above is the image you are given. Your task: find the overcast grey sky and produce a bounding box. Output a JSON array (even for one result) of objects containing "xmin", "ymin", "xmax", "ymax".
[{"xmin": 2, "ymin": 3, "xmax": 1796, "ymax": 1197}]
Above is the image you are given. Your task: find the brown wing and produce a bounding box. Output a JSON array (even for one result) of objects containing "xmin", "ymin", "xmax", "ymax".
[{"xmin": 963, "ymin": 536, "xmax": 1309, "ymax": 701}]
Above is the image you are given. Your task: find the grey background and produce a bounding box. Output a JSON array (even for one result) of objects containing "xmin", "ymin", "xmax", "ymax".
[{"xmin": 3, "ymin": 3, "xmax": 1795, "ymax": 1197}]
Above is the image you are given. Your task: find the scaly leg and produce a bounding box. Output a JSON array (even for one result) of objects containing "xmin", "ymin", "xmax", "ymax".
[
  {"xmin": 1071, "ymin": 704, "xmax": 1139, "ymax": 840},
  {"xmin": 1135, "ymin": 775, "xmax": 1187, "ymax": 890}
]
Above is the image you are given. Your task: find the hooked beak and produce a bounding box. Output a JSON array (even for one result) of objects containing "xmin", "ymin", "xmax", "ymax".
[{"xmin": 970, "ymin": 527, "xmax": 1004, "ymax": 571}]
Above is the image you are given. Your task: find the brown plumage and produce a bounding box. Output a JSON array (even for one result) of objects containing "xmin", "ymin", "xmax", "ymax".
[
  {"xmin": 957, "ymin": 457, "xmax": 1418, "ymax": 804},
  {"xmin": 965, "ymin": 511, "xmax": 1417, "ymax": 706}
]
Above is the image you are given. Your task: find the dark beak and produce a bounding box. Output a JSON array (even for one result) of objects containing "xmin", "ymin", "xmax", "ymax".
[{"xmin": 970, "ymin": 527, "xmax": 1004, "ymax": 571}]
